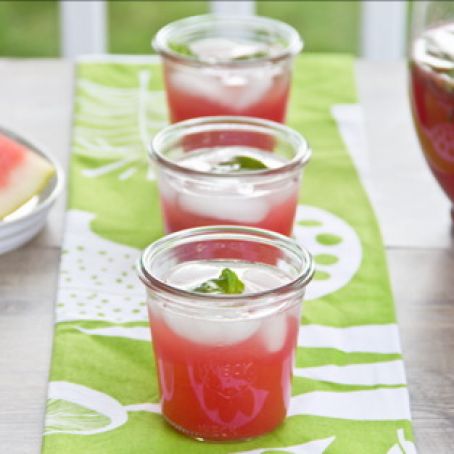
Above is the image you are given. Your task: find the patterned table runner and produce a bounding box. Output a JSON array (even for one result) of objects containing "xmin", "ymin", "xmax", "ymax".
[{"xmin": 42, "ymin": 54, "xmax": 415, "ymax": 453}]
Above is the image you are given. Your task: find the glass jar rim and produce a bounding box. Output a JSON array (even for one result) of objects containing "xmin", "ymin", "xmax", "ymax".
[
  {"xmin": 137, "ymin": 225, "xmax": 314, "ymax": 314},
  {"xmin": 149, "ymin": 116, "xmax": 311, "ymax": 179},
  {"xmin": 152, "ymin": 14, "xmax": 303, "ymax": 67}
]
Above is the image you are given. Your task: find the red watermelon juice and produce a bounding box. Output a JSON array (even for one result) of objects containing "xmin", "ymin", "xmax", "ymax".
[
  {"xmin": 162, "ymin": 59, "xmax": 291, "ymax": 123},
  {"xmin": 410, "ymin": 23, "xmax": 454, "ymax": 215},
  {"xmin": 153, "ymin": 15, "xmax": 302, "ymax": 123},
  {"xmin": 150, "ymin": 117, "xmax": 311, "ymax": 236},
  {"xmin": 137, "ymin": 227, "xmax": 314, "ymax": 441}
]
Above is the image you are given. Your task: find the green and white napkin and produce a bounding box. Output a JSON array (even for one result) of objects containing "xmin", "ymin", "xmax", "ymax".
[{"xmin": 42, "ymin": 54, "xmax": 415, "ymax": 453}]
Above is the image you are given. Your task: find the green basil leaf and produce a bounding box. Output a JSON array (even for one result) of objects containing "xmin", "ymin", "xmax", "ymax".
[
  {"xmin": 233, "ymin": 51, "xmax": 269, "ymax": 61},
  {"xmin": 168, "ymin": 42, "xmax": 195, "ymax": 57},
  {"xmin": 215, "ymin": 155, "xmax": 268, "ymax": 172},
  {"xmin": 193, "ymin": 268, "xmax": 245, "ymax": 295}
]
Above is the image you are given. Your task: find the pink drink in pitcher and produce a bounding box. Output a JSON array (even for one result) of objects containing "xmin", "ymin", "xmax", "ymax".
[{"xmin": 410, "ymin": 23, "xmax": 454, "ymax": 213}]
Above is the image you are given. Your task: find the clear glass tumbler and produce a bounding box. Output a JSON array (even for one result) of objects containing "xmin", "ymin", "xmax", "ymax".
[
  {"xmin": 152, "ymin": 15, "xmax": 303, "ymax": 123},
  {"xmin": 150, "ymin": 116, "xmax": 311, "ymax": 236},
  {"xmin": 137, "ymin": 225, "xmax": 314, "ymax": 441}
]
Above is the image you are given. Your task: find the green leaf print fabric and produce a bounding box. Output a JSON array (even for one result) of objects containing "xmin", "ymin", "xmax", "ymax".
[{"xmin": 42, "ymin": 54, "xmax": 415, "ymax": 454}]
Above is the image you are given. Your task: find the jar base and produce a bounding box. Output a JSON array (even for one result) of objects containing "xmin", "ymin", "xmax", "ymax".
[{"xmin": 162, "ymin": 413, "xmax": 284, "ymax": 443}]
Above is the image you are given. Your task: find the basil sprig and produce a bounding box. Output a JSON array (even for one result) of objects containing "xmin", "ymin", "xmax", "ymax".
[
  {"xmin": 168, "ymin": 42, "xmax": 195, "ymax": 57},
  {"xmin": 193, "ymin": 268, "xmax": 245, "ymax": 295},
  {"xmin": 215, "ymin": 155, "xmax": 268, "ymax": 172}
]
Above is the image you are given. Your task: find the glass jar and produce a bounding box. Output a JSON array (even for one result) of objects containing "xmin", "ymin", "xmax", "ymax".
[
  {"xmin": 153, "ymin": 15, "xmax": 303, "ymax": 123},
  {"xmin": 137, "ymin": 225, "xmax": 314, "ymax": 441},
  {"xmin": 150, "ymin": 116, "xmax": 311, "ymax": 236}
]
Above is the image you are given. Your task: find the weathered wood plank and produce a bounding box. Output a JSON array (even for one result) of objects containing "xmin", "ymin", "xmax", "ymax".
[
  {"xmin": 0, "ymin": 60, "xmax": 72, "ymax": 454},
  {"xmin": 388, "ymin": 247, "xmax": 454, "ymax": 451}
]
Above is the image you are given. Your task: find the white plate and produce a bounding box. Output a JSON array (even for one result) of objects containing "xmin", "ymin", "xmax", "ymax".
[{"xmin": 0, "ymin": 127, "xmax": 64, "ymax": 255}]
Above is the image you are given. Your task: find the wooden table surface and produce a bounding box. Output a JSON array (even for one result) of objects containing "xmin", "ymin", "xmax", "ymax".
[{"xmin": 0, "ymin": 59, "xmax": 452, "ymax": 453}]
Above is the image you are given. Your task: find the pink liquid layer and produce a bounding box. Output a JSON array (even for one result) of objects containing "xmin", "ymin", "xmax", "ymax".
[
  {"xmin": 149, "ymin": 312, "xmax": 299, "ymax": 441},
  {"xmin": 410, "ymin": 30, "xmax": 454, "ymax": 206},
  {"xmin": 163, "ymin": 62, "xmax": 291, "ymax": 123},
  {"xmin": 160, "ymin": 191, "xmax": 298, "ymax": 236}
]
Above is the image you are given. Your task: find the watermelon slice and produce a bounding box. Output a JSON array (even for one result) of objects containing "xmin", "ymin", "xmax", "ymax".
[{"xmin": 0, "ymin": 133, "xmax": 55, "ymax": 219}]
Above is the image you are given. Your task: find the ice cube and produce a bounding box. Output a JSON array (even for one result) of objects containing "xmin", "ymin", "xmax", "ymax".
[
  {"xmin": 270, "ymin": 179, "xmax": 298, "ymax": 206},
  {"xmin": 170, "ymin": 69, "xmax": 223, "ymax": 105},
  {"xmin": 415, "ymin": 25, "xmax": 454, "ymax": 71},
  {"xmin": 288, "ymin": 302, "xmax": 302, "ymax": 321},
  {"xmin": 429, "ymin": 26, "xmax": 454, "ymax": 61},
  {"xmin": 170, "ymin": 65, "xmax": 275, "ymax": 110},
  {"xmin": 189, "ymin": 38, "xmax": 269, "ymax": 62},
  {"xmin": 261, "ymin": 312, "xmax": 287, "ymax": 353},
  {"xmin": 157, "ymin": 174, "xmax": 178, "ymax": 203},
  {"xmin": 178, "ymin": 191, "xmax": 269, "ymax": 223},
  {"xmin": 166, "ymin": 263, "xmax": 221, "ymax": 289},
  {"xmin": 177, "ymin": 157, "xmax": 212, "ymax": 172},
  {"xmin": 243, "ymin": 267, "xmax": 289, "ymax": 293},
  {"xmin": 163, "ymin": 310, "xmax": 260, "ymax": 345},
  {"xmin": 147, "ymin": 292, "xmax": 163, "ymax": 321},
  {"xmin": 222, "ymin": 75, "xmax": 248, "ymax": 87},
  {"xmin": 222, "ymin": 70, "xmax": 274, "ymax": 110}
]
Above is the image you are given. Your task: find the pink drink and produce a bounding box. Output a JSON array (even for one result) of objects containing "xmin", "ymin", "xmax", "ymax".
[
  {"xmin": 149, "ymin": 261, "xmax": 300, "ymax": 441},
  {"xmin": 150, "ymin": 117, "xmax": 311, "ymax": 236},
  {"xmin": 162, "ymin": 54, "xmax": 291, "ymax": 123},
  {"xmin": 153, "ymin": 15, "xmax": 302, "ymax": 123},
  {"xmin": 159, "ymin": 147, "xmax": 299, "ymax": 235},
  {"xmin": 410, "ymin": 23, "xmax": 454, "ymax": 212},
  {"xmin": 138, "ymin": 227, "xmax": 314, "ymax": 441}
]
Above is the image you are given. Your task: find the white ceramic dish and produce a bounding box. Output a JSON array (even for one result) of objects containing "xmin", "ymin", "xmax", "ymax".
[{"xmin": 0, "ymin": 127, "xmax": 64, "ymax": 255}]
